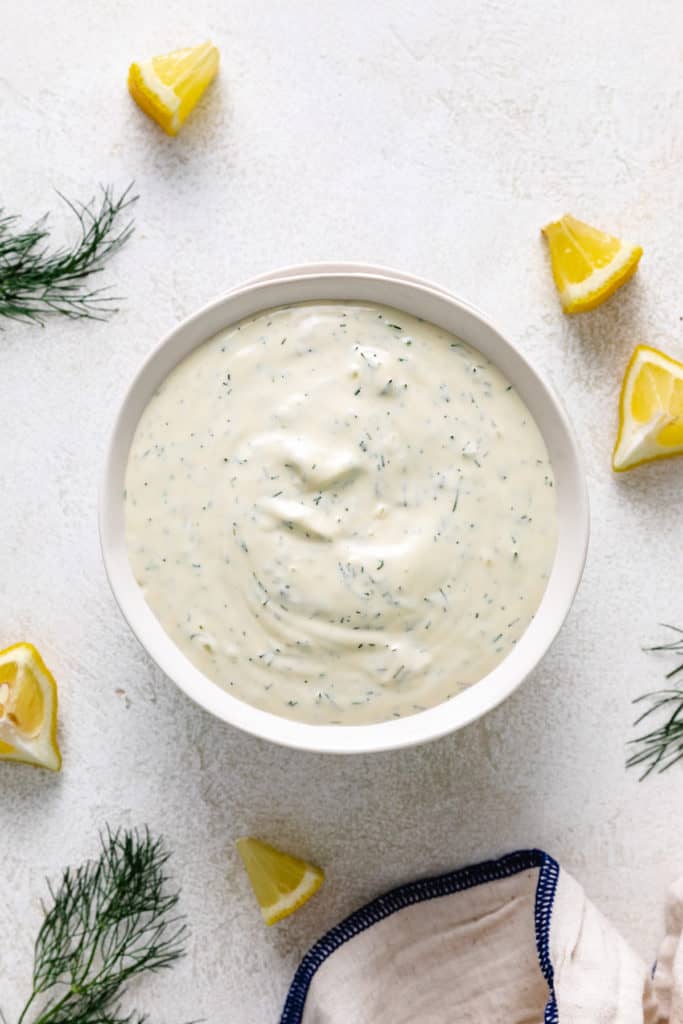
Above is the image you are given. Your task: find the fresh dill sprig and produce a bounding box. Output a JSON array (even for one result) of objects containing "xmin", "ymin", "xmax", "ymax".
[
  {"xmin": 0, "ymin": 184, "xmax": 137, "ymax": 325},
  {"xmin": 15, "ymin": 827, "xmax": 187, "ymax": 1024},
  {"xmin": 627, "ymin": 624, "xmax": 683, "ymax": 780}
]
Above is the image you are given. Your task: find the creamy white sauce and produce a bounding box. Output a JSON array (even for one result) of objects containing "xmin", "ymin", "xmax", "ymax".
[{"xmin": 125, "ymin": 302, "xmax": 557, "ymax": 725}]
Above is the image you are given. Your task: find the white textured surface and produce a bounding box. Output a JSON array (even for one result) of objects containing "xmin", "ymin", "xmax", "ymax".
[{"xmin": 2, "ymin": 0, "xmax": 683, "ymax": 1017}]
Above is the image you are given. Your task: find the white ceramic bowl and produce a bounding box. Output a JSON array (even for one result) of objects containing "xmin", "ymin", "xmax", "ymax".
[{"xmin": 100, "ymin": 263, "xmax": 589, "ymax": 754}]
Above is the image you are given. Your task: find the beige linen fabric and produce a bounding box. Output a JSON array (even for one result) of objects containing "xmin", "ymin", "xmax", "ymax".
[
  {"xmin": 282, "ymin": 852, "xmax": 683, "ymax": 1024},
  {"xmin": 304, "ymin": 870, "xmax": 547, "ymax": 1023},
  {"xmin": 647, "ymin": 878, "xmax": 683, "ymax": 1023}
]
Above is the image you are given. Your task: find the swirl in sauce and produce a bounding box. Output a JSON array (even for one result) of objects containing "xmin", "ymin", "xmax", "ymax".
[{"xmin": 125, "ymin": 302, "xmax": 557, "ymax": 724}]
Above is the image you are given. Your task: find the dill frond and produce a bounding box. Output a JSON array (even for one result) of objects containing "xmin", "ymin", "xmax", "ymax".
[
  {"xmin": 627, "ymin": 624, "xmax": 683, "ymax": 780},
  {"xmin": 15, "ymin": 827, "xmax": 187, "ymax": 1024},
  {"xmin": 0, "ymin": 185, "xmax": 137, "ymax": 325}
]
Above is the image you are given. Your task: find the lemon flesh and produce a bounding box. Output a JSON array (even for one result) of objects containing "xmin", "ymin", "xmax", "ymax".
[
  {"xmin": 236, "ymin": 838, "xmax": 324, "ymax": 925},
  {"xmin": 128, "ymin": 41, "xmax": 219, "ymax": 136},
  {"xmin": 0, "ymin": 643, "xmax": 61, "ymax": 771},
  {"xmin": 613, "ymin": 345, "xmax": 683, "ymax": 471},
  {"xmin": 542, "ymin": 214, "xmax": 642, "ymax": 314}
]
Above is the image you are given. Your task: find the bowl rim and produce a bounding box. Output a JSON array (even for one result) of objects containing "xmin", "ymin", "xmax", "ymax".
[{"xmin": 99, "ymin": 263, "xmax": 590, "ymax": 754}]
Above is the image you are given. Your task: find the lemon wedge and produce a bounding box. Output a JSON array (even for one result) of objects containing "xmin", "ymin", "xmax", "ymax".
[
  {"xmin": 613, "ymin": 345, "xmax": 683, "ymax": 472},
  {"xmin": 542, "ymin": 214, "xmax": 642, "ymax": 314},
  {"xmin": 128, "ymin": 41, "xmax": 219, "ymax": 136},
  {"xmin": 0, "ymin": 643, "xmax": 61, "ymax": 771},
  {"xmin": 236, "ymin": 838, "xmax": 324, "ymax": 925}
]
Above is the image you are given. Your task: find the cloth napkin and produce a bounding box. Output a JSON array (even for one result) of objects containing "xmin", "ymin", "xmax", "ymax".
[{"xmin": 280, "ymin": 849, "xmax": 683, "ymax": 1023}]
